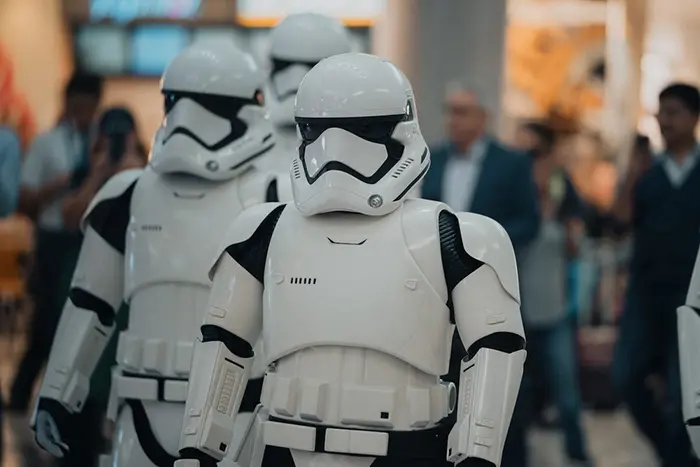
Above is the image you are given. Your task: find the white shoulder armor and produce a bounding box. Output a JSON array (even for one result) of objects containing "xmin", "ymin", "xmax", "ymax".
[
  {"xmin": 80, "ymin": 168, "xmax": 143, "ymax": 232},
  {"xmin": 237, "ymin": 168, "xmax": 277, "ymax": 209},
  {"xmin": 401, "ymin": 198, "xmax": 451, "ymax": 302},
  {"xmin": 209, "ymin": 202, "xmax": 286, "ymax": 279},
  {"xmin": 453, "ymin": 211, "xmax": 520, "ymax": 303}
]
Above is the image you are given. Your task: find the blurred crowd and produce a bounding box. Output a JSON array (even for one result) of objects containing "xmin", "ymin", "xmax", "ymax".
[{"xmin": 0, "ymin": 66, "xmax": 699, "ymax": 467}]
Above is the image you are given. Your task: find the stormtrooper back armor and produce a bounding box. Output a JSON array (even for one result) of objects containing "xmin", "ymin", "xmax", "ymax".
[
  {"xmin": 678, "ymin": 246, "xmax": 700, "ymax": 456},
  {"xmin": 257, "ymin": 12, "xmax": 353, "ymax": 186},
  {"xmin": 176, "ymin": 53, "xmax": 525, "ymax": 467},
  {"xmin": 31, "ymin": 41, "xmax": 280, "ymax": 467}
]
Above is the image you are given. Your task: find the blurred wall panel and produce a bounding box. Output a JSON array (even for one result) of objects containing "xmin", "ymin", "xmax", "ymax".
[
  {"xmin": 0, "ymin": 0, "xmax": 73, "ymax": 132},
  {"xmin": 372, "ymin": 0, "xmax": 508, "ymax": 146}
]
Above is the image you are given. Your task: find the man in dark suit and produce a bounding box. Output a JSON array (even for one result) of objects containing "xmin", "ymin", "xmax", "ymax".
[
  {"xmin": 422, "ymin": 86, "xmax": 539, "ymax": 467},
  {"xmin": 422, "ymin": 87, "xmax": 539, "ymax": 250}
]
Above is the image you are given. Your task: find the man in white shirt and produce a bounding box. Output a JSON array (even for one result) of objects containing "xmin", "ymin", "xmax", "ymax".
[
  {"xmin": 422, "ymin": 86, "xmax": 539, "ymax": 251},
  {"xmin": 8, "ymin": 73, "xmax": 103, "ymax": 412},
  {"xmin": 612, "ymin": 83, "xmax": 700, "ymax": 467}
]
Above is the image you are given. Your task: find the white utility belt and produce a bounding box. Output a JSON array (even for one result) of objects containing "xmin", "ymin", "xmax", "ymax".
[
  {"xmin": 112, "ymin": 371, "xmax": 189, "ymax": 403},
  {"xmin": 262, "ymin": 372, "xmax": 456, "ymax": 429},
  {"xmin": 263, "ymin": 415, "xmax": 448, "ymax": 460}
]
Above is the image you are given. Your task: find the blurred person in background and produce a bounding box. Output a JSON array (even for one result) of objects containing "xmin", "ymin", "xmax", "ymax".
[
  {"xmin": 0, "ymin": 125, "xmax": 21, "ymax": 217},
  {"xmin": 8, "ymin": 72, "xmax": 103, "ymax": 412},
  {"xmin": 612, "ymin": 83, "xmax": 700, "ymax": 467},
  {"xmin": 0, "ymin": 124, "xmax": 21, "ymax": 467},
  {"xmin": 62, "ymin": 107, "xmax": 147, "ymax": 229},
  {"xmin": 52, "ymin": 107, "xmax": 147, "ymax": 467},
  {"xmin": 422, "ymin": 84, "xmax": 539, "ymax": 248},
  {"xmin": 422, "ymin": 84, "xmax": 539, "ymax": 467},
  {"xmin": 514, "ymin": 121, "xmax": 593, "ymax": 467}
]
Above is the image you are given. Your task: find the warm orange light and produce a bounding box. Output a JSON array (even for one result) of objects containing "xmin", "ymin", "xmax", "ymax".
[
  {"xmin": 236, "ymin": 15, "xmax": 374, "ymax": 28},
  {"xmin": 507, "ymin": 24, "xmax": 606, "ymax": 123}
]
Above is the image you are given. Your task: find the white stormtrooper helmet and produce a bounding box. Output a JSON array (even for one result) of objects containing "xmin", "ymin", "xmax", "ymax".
[
  {"xmin": 150, "ymin": 40, "xmax": 276, "ymax": 181},
  {"xmin": 291, "ymin": 53, "xmax": 429, "ymax": 217},
  {"xmin": 268, "ymin": 13, "xmax": 352, "ymax": 126}
]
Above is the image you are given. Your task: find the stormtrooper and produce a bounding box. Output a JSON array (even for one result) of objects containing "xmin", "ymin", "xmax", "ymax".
[
  {"xmin": 678, "ymin": 246, "xmax": 700, "ymax": 456},
  {"xmin": 175, "ymin": 53, "xmax": 526, "ymax": 467},
  {"xmin": 30, "ymin": 40, "xmax": 279, "ymax": 467},
  {"xmin": 255, "ymin": 12, "xmax": 352, "ymax": 198}
]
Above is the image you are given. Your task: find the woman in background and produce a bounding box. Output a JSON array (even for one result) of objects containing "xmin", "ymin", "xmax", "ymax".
[{"xmin": 514, "ymin": 121, "xmax": 594, "ymax": 467}]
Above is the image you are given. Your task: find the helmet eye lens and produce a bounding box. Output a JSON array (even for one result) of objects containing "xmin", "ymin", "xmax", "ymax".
[
  {"xmin": 161, "ymin": 90, "xmax": 262, "ymax": 120},
  {"xmin": 296, "ymin": 115, "xmax": 404, "ymax": 145}
]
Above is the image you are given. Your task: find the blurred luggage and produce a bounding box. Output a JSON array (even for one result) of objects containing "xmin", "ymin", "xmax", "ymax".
[{"xmin": 578, "ymin": 325, "xmax": 619, "ymax": 410}]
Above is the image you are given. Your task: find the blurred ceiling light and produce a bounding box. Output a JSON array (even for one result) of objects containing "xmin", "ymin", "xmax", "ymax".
[{"xmin": 90, "ymin": 0, "xmax": 202, "ymax": 23}]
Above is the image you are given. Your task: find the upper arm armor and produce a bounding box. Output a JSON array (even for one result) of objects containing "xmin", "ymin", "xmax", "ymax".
[
  {"xmin": 81, "ymin": 169, "xmax": 142, "ymax": 253},
  {"xmin": 441, "ymin": 210, "xmax": 524, "ymax": 357},
  {"xmin": 448, "ymin": 211, "xmax": 520, "ymax": 303},
  {"xmin": 209, "ymin": 203, "xmax": 286, "ymax": 282}
]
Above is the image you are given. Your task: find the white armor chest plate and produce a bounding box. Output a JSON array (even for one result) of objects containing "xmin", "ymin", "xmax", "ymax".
[
  {"xmin": 117, "ymin": 168, "xmax": 267, "ymax": 379},
  {"xmin": 125, "ymin": 169, "xmax": 248, "ymax": 297},
  {"xmin": 263, "ymin": 206, "xmax": 452, "ymax": 376}
]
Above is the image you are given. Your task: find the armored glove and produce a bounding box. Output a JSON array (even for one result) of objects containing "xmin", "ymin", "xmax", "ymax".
[{"xmin": 32, "ymin": 398, "xmax": 75, "ymax": 458}]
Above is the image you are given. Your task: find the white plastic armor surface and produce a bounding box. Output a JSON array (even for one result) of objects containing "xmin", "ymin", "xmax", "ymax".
[
  {"xmin": 254, "ymin": 127, "xmax": 296, "ymax": 202},
  {"xmin": 679, "ymin": 246, "xmax": 700, "ymax": 456},
  {"xmin": 292, "ymin": 54, "xmax": 429, "ymax": 217},
  {"xmin": 180, "ymin": 339, "xmax": 253, "ymax": 459},
  {"xmin": 255, "ymin": 127, "xmax": 298, "ymax": 174},
  {"xmin": 262, "ymin": 201, "xmax": 452, "ymax": 377},
  {"xmin": 267, "ymin": 13, "xmax": 352, "ymax": 127},
  {"xmin": 33, "ymin": 169, "xmax": 141, "ymax": 422},
  {"xmin": 447, "ymin": 212, "xmax": 526, "ymax": 465},
  {"xmin": 447, "ymin": 348, "xmax": 526, "ymax": 465},
  {"xmin": 180, "ymin": 246, "xmax": 265, "ymax": 460},
  {"xmin": 79, "ymin": 169, "xmax": 143, "ymax": 231},
  {"xmin": 34, "ymin": 227, "xmax": 125, "ymax": 414},
  {"xmin": 152, "ymin": 40, "xmax": 276, "ymax": 181},
  {"xmin": 118, "ymin": 166, "xmax": 269, "ymax": 379}
]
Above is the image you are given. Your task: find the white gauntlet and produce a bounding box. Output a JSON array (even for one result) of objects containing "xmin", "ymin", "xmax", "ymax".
[{"xmin": 447, "ymin": 348, "xmax": 526, "ymax": 465}]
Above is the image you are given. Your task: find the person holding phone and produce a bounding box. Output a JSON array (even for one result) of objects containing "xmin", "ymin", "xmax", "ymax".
[
  {"xmin": 612, "ymin": 84, "xmax": 700, "ymax": 467},
  {"xmin": 61, "ymin": 107, "xmax": 147, "ymax": 230}
]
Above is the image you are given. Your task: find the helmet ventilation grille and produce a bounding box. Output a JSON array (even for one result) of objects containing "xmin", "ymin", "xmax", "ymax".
[
  {"xmin": 391, "ymin": 158, "xmax": 414, "ymax": 178},
  {"xmin": 290, "ymin": 277, "xmax": 317, "ymax": 285},
  {"xmin": 292, "ymin": 159, "xmax": 302, "ymax": 179}
]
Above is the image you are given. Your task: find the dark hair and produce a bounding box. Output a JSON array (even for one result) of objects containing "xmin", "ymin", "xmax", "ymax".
[
  {"xmin": 95, "ymin": 107, "xmax": 144, "ymax": 163},
  {"xmin": 64, "ymin": 72, "xmax": 103, "ymax": 100},
  {"xmin": 659, "ymin": 83, "xmax": 700, "ymax": 115},
  {"xmin": 98, "ymin": 107, "xmax": 136, "ymax": 135},
  {"xmin": 521, "ymin": 121, "xmax": 556, "ymax": 153}
]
